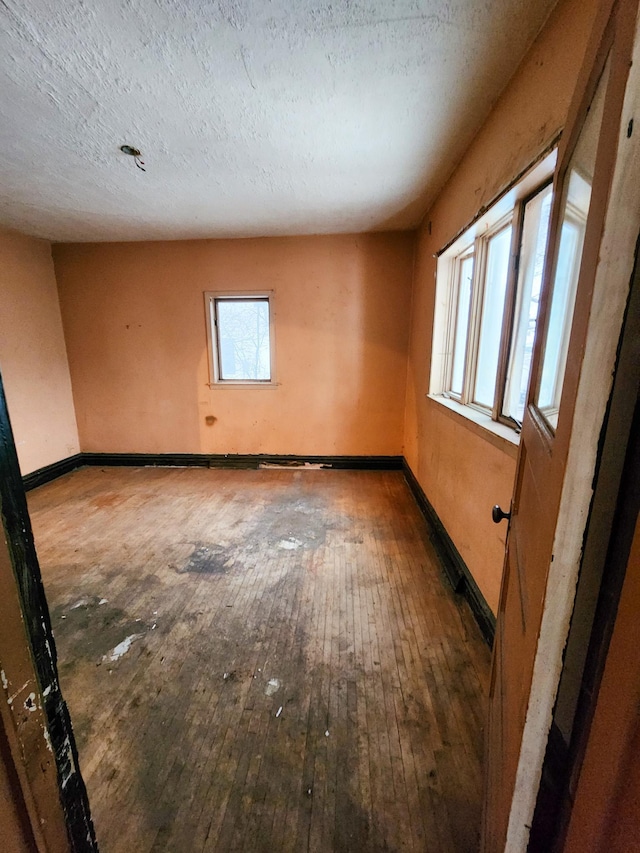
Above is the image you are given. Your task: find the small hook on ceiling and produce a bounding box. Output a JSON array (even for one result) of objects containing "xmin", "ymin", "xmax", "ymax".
[{"xmin": 120, "ymin": 144, "xmax": 146, "ymax": 171}]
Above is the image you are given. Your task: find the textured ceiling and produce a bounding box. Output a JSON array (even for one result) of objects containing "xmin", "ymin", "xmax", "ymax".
[{"xmin": 0, "ymin": 0, "xmax": 557, "ymax": 242}]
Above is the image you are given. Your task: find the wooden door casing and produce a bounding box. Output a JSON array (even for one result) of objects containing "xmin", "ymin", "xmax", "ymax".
[{"xmin": 482, "ymin": 1, "xmax": 640, "ymax": 849}]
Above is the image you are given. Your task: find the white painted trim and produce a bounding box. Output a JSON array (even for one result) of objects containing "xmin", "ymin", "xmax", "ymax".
[
  {"xmin": 426, "ymin": 393, "xmax": 519, "ymax": 457},
  {"xmin": 204, "ymin": 290, "xmax": 277, "ymax": 387},
  {"xmin": 430, "ymin": 151, "xmax": 557, "ymax": 425},
  {"xmin": 505, "ymin": 16, "xmax": 640, "ymax": 851}
]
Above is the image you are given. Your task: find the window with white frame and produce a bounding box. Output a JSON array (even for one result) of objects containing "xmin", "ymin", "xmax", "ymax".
[
  {"xmin": 205, "ymin": 291, "xmax": 276, "ymax": 385},
  {"xmin": 431, "ymin": 152, "xmax": 556, "ymax": 433}
]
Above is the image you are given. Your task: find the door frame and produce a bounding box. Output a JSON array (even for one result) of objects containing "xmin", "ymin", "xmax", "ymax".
[
  {"xmin": 551, "ymin": 275, "xmax": 640, "ymax": 847},
  {"xmin": 0, "ymin": 370, "xmax": 97, "ymax": 851},
  {"xmin": 503, "ymin": 3, "xmax": 640, "ymax": 848}
]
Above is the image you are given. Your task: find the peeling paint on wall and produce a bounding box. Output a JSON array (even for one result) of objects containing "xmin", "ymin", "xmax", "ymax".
[{"xmin": 7, "ymin": 679, "xmax": 31, "ymax": 706}]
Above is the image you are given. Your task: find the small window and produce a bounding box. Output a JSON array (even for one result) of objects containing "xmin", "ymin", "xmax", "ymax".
[
  {"xmin": 431, "ymin": 151, "xmax": 556, "ymax": 435},
  {"xmin": 205, "ymin": 291, "xmax": 276, "ymax": 385}
]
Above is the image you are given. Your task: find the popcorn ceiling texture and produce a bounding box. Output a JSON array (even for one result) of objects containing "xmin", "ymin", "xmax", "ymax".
[{"xmin": 0, "ymin": 0, "xmax": 557, "ymax": 242}]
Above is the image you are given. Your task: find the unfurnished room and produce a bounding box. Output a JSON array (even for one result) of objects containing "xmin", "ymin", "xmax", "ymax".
[{"xmin": 1, "ymin": 1, "xmax": 640, "ymax": 852}]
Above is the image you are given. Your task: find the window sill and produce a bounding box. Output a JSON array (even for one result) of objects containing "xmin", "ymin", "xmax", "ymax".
[
  {"xmin": 209, "ymin": 382, "xmax": 280, "ymax": 389},
  {"xmin": 426, "ymin": 394, "xmax": 519, "ymax": 459}
]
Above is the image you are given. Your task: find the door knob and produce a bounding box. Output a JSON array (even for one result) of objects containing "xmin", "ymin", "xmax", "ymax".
[{"xmin": 492, "ymin": 505, "xmax": 511, "ymax": 524}]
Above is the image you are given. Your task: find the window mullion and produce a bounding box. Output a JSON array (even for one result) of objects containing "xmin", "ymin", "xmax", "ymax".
[
  {"xmin": 213, "ymin": 298, "xmax": 224, "ymax": 383},
  {"xmin": 447, "ymin": 250, "xmax": 474, "ymax": 399},
  {"xmin": 493, "ymin": 205, "xmax": 523, "ymax": 422},
  {"xmin": 463, "ymin": 236, "xmax": 486, "ymax": 405},
  {"xmin": 444, "ymin": 259, "xmax": 461, "ymax": 394}
]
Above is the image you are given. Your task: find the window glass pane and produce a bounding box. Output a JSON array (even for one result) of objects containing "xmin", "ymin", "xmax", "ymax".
[
  {"xmin": 503, "ymin": 185, "xmax": 553, "ymax": 422},
  {"xmin": 536, "ymin": 57, "xmax": 609, "ymax": 430},
  {"xmin": 474, "ymin": 225, "xmax": 512, "ymax": 408},
  {"xmin": 216, "ymin": 298, "xmax": 271, "ymax": 381},
  {"xmin": 537, "ymin": 210, "xmax": 582, "ymax": 410},
  {"xmin": 450, "ymin": 254, "xmax": 474, "ymax": 396}
]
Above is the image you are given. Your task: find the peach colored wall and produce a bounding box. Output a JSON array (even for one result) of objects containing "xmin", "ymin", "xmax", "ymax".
[
  {"xmin": 403, "ymin": 0, "xmax": 600, "ymax": 613},
  {"xmin": 54, "ymin": 233, "xmax": 414, "ymax": 457},
  {"xmin": 0, "ymin": 228, "xmax": 80, "ymax": 476}
]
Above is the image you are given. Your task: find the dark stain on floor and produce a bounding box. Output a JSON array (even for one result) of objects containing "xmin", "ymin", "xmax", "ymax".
[
  {"xmin": 51, "ymin": 594, "xmax": 151, "ymax": 667},
  {"xmin": 248, "ymin": 490, "xmax": 343, "ymax": 551},
  {"xmin": 178, "ymin": 543, "xmax": 232, "ymax": 575},
  {"xmin": 29, "ymin": 469, "xmax": 489, "ymax": 851}
]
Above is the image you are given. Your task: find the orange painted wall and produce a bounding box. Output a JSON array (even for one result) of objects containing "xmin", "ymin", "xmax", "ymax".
[
  {"xmin": 0, "ymin": 228, "xmax": 80, "ymax": 475},
  {"xmin": 403, "ymin": 0, "xmax": 599, "ymax": 613},
  {"xmin": 53, "ymin": 233, "xmax": 414, "ymax": 457}
]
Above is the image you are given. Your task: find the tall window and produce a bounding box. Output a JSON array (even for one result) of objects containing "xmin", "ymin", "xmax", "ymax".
[
  {"xmin": 205, "ymin": 291, "xmax": 276, "ymax": 385},
  {"xmin": 431, "ymin": 152, "xmax": 555, "ymax": 433}
]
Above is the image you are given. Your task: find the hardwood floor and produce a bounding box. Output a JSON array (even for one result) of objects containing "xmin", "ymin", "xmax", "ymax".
[{"xmin": 27, "ymin": 467, "xmax": 491, "ymax": 852}]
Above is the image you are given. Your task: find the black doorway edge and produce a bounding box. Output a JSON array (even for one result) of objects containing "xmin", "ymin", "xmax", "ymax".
[
  {"xmin": 23, "ymin": 451, "xmax": 495, "ymax": 647},
  {"xmin": 0, "ymin": 389, "xmax": 97, "ymax": 850}
]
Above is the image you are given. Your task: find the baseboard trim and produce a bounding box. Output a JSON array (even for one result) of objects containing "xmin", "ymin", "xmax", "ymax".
[
  {"xmin": 402, "ymin": 460, "xmax": 496, "ymax": 647},
  {"xmin": 22, "ymin": 453, "xmax": 85, "ymax": 491},
  {"xmin": 23, "ymin": 452, "xmax": 404, "ymax": 489},
  {"xmin": 80, "ymin": 452, "xmax": 405, "ymax": 470}
]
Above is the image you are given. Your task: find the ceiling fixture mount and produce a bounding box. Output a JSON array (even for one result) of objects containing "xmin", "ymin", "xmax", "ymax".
[{"xmin": 120, "ymin": 144, "xmax": 146, "ymax": 171}]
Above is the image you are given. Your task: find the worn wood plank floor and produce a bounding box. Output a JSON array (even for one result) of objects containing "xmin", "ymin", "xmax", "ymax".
[{"xmin": 28, "ymin": 467, "xmax": 490, "ymax": 852}]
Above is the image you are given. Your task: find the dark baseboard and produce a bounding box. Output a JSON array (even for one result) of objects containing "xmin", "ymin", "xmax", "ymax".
[
  {"xmin": 22, "ymin": 453, "xmax": 85, "ymax": 491},
  {"xmin": 403, "ymin": 460, "xmax": 496, "ymax": 647},
  {"xmin": 80, "ymin": 452, "xmax": 404, "ymax": 471},
  {"xmin": 23, "ymin": 452, "xmax": 403, "ymax": 490}
]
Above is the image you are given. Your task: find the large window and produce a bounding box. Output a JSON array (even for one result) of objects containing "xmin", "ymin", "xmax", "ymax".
[
  {"xmin": 431, "ymin": 152, "xmax": 555, "ymax": 435},
  {"xmin": 205, "ymin": 291, "xmax": 276, "ymax": 385}
]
